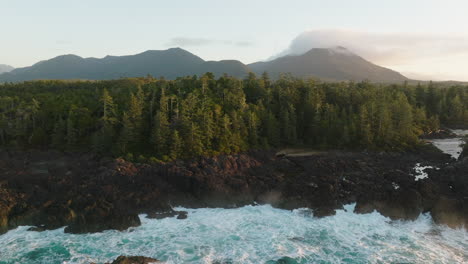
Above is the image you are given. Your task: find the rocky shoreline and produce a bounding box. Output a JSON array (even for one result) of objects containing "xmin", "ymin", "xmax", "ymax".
[
  {"xmin": 1, "ymin": 141, "xmax": 467, "ymax": 236},
  {"xmin": 101, "ymin": 255, "xmax": 160, "ymax": 264},
  {"xmin": 420, "ymin": 128, "xmax": 459, "ymax": 139}
]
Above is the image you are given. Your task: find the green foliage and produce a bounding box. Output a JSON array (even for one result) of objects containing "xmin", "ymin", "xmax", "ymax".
[{"xmin": 0, "ymin": 77, "xmax": 467, "ymax": 160}]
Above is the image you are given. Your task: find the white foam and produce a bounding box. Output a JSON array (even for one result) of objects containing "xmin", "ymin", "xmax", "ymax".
[
  {"xmin": 452, "ymin": 129, "xmax": 468, "ymax": 137},
  {"xmin": 412, "ymin": 163, "xmax": 436, "ymax": 181},
  {"xmin": 429, "ymin": 129, "xmax": 468, "ymax": 159},
  {"xmin": 430, "ymin": 138, "xmax": 464, "ymax": 159},
  {"xmin": 0, "ymin": 205, "xmax": 467, "ymax": 263}
]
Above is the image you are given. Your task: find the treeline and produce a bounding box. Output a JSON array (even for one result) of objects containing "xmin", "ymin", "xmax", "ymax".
[{"xmin": 0, "ymin": 74, "xmax": 467, "ymax": 161}]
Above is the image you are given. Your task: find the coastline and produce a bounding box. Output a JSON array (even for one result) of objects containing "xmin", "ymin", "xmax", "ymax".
[{"xmin": 1, "ymin": 140, "xmax": 466, "ymax": 236}]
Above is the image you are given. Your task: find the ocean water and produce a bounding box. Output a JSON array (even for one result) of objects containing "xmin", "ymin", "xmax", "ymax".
[{"xmin": 0, "ymin": 204, "xmax": 467, "ymax": 264}]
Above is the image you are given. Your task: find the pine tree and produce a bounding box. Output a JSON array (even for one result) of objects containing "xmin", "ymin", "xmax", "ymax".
[
  {"xmin": 217, "ymin": 114, "xmax": 233, "ymax": 153},
  {"xmin": 101, "ymin": 89, "xmax": 117, "ymax": 125},
  {"xmin": 152, "ymin": 110, "xmax": 170, "ymax": 157},
  {"xmin": 247, "ymin": 110, "xmax": 260, "ymax": 147},
  {"xmin": 228, "ymin": 110, "xmax": 246, "ymax": 152},
  {"xmin": 185, "ymin": 121, "xmax": 204, "ymax": 156},
  {"xmin": 375, "ymin": 103, "xmax": 393, "ymax": 147},
  {"xmin": 415, "ymin": 83, "xmax": 426, "ymax": 108},
  {"xmin": 124, "ymin": 91, "xmax": 145, "ymax": 151},
  {"xmin": 201, "ymin": 108, "xmax": 215, "ymax": 150},
  {"xmin": 99, "ymin": 89, "xmax": 117, "ymax": 151},
  {"xmin": 118, "ymin": 112, "xmax": 133, "ymax": 154},
  {"xmin": 359, "ymin": 106, "xmax": 373, "ymax": 147},
  {"xmin": 0, "ymin": 114, "xmax": 6, "ymax": 145},
  {"xmin": 51, "ymin": 117, "xmax": 66, "ymax": 149},
  {"xmin": 426, "ymin": 81, "xmax": 439, "ymax": 116},
  {"xmin": 66, "ymin": 109, "xmax": 77, "ymax": 148},
  {"xmin": 263, "ymin": 111, "xmax": 280, "ymax": 147},
  {"xmin": 449, "ymin": 95, "xmax": 463, "ymax": 125},
  {"xmin": 280, "ymin": 103, "xmax": 297, "ymax": 145},
  {"xmin": 169, "ymin": 129, "xmax": 182, "ymax": 160},
  {"xmin": 393, "ymin": 93, "xmax": 416, "ymax": 146}
]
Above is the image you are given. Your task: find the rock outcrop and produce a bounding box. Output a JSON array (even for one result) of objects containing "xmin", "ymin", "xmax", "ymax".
[
  {"xmin": 420, "ymin": 128, "xmax": 457, "ymax": 139},
  {"xmin": 0, "ymin": 143, "xmax": 466, "ymax": 234},
  {"xmin": 106, "ymin": 255, "xmax": 160, "ymax": 264},
  {"xmin": 425, "ymin": 157, "xmax": 468, "ymax": 228}
]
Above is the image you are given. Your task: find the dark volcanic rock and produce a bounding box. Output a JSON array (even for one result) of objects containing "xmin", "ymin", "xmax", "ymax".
[
  {"xmin": 0, "ymin": 144, "xmax": 465, "ymax": 233},
  {"xmin": 146, "ymin": 210, "xmax": 188, "ymax": 220},
  {"xmin": 146, "ymin": 210, "xmax": 178, "ymax": 219},
  {"xmin": 64, "ymin": 202, "xmax": 141, "ymax": 234},
  {"xmin": 176, "ymin": 211, "xmax": 188, "ymax": 219},
  {"xmin": 420, "ymin": 129, "xmax": 457, "ymax": 139},
  {"xmin": 460, "ymin": 146, "xmax": 468, "ymax": 160},
  {"xmin": 426, "ymin": 157, "xmax": 468, "ymax": 228},
  {"xmin": 355, "ymin": 188, "xmax": 423, "ymax": 220},
  {"xmin": 431, "ymin": 197, "xmax": 467, "ymax": 228},
  {"xmin": 108, "ymin": 255, "xmax": 160, "ymax": 264}
]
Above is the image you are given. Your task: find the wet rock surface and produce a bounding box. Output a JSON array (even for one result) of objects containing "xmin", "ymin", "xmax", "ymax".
[
  {"xmin": 106, "ymin": 255, "xmax": 160, "ymax": 264},
  {"xmin": 460, "ymin": 145, "xmax": 467, "ymax": 160},
  {"xmin": 0, "ymin": 143, "xmax": 466, "ymax": 234},
  {"xmin": 420, "ymin": 128, "xmax": 458, "ymax": 139}
]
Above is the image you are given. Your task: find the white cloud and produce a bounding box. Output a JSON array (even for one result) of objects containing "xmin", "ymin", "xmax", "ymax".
[{"xmin": 275, "ymin": 29, "xmax": 468, "ymax": 81}]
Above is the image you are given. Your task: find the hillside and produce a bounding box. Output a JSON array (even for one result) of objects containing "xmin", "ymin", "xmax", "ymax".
[
  {"xmin": 0, "ymin": 48, "xmax": 249, "ymax": 82},
  {"xmin": 0, "ymin": 47, "xmax": 408, "ymax": 83},
  {"xmin": 249, "ymin": 47, "xmax": 407, "ymax": 82},
  {"xmin": 0, "ymin": 64, "xmax": 14, "ymax": 74}
]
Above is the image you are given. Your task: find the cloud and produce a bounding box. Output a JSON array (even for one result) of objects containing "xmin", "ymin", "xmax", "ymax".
[
  {"xmin": 274, "ymin": 29, "xmax": 468, "ymax": 81},
  {"xmin": 166, "ymin": 37, "xmax": 253, "ymax": 47}
]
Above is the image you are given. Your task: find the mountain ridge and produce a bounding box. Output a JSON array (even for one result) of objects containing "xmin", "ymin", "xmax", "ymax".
[
  {"xmin": 0, "ymin": 47, "xmax": 407, "ymax": 82},
  {"xmin": 0, "ymin": 64, "xmax": 14, "ymax": 74},
  {"xmin": 248, "ymin": 47, "xmax": 407, "ymax": 82}
]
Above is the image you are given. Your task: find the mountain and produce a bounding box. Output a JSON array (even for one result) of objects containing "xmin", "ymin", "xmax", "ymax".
[
  {"xmin": 0, "ymin": 46, "xmax": 407, "ymax": 83},
  {"xmin": 0, "ymin": 48, "xmax": 250, "ymax": 82},
  {"xmin": 198, "ymin": 60, "xmax": 251, "ymax": 78},
  {"xmin": 0, "ymin": 64, "xmax": 14, "ymax": 74},
  {"xmin": 248, "ymin": 47, "xmax": 407, "ymax": 82}
]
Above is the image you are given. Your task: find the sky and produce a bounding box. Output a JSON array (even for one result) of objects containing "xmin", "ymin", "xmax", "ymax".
[{"xmin": 1, "ymin": 0, "xmax": 468, "ymax": 81}]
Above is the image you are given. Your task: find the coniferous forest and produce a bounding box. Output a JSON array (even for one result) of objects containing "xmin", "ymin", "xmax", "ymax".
[{"xmin": 0, "ymin": 73, "xmax": 467, "ymax": 162}]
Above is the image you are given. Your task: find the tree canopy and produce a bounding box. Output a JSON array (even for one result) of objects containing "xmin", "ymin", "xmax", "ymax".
[{"xmin": 0, "ymin": 75, "xmax": 466, "ymax": 162}]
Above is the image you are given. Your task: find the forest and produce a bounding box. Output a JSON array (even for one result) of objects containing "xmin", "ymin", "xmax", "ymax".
[{"xmin": 0, "ymin": 73, "xmax": 467, "ymax": 162}]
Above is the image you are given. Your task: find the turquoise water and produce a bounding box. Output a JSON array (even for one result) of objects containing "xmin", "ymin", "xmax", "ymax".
[{"xmin": 0, "ymin": 204, "xmax": 467, "ymax": 264}]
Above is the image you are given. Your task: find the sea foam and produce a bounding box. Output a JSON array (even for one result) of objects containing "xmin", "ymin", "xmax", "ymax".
[{"xmin": 0, "ymin": 204, "xmax": 467, "ymax": 264}]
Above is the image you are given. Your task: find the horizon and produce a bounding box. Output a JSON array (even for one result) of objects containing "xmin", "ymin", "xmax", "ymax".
[{"xmin": 2, "ymin": 0, "xmax": 468, "ymax": 81}]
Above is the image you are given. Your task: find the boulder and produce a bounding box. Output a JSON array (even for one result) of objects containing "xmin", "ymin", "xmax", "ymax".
[
  {"xmin": 64, "ymin": 200, "xmax": 141, "ymax": 234},
  {"xmin": 355, "ymin": 188, "xmax": 423, "ymax": 221},
  {"xmin": 431, "ymin": 197, "xmax": 468, "ymax": 228},
  {"xmin": 109, "ymin": 256, "xmax": 159, "ymax": 264}
]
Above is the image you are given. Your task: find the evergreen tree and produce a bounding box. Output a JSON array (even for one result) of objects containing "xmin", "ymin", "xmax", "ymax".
[
  {"xmin": 0, "ymin": 77, "xmax": 466, "ymax": 158},
  {"xmin": 393, "ymin": 93, "xmax": 416, "ymax": 146},
  {"xmin": 99, "ymin": 89, "xmax": 117, "ymax": 151},
  {"xmin": 151, "ymin": 110, "xmax": 170, "ymax": 157},
  {"xmin": 263, "ymin": 111, "xmax": 280, "ymax": 147},
  {"xmin": 51, "ymin": 117, "xmax": 66, "ymax": 149},
  {"xmin": 169, "ymin": 129, "xmax": 182, "ymax": 160},
  {"xmin": 247, "ymin": 110, "xmax": 260, "ymax": 147},
  {"xmin": 118, "ymin": 112, "xmax": 133, "ymax": 154},
  {"xmin": 185, "ymin": 121, "xmax": 204, "ymax": 156},
  {"xmin": 359, "ymin": 106, "xmax": 373, "ymax": 146},
  {"xmin": 66, "ymin": 108, "xmax": 78, "ymax": 148}
]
